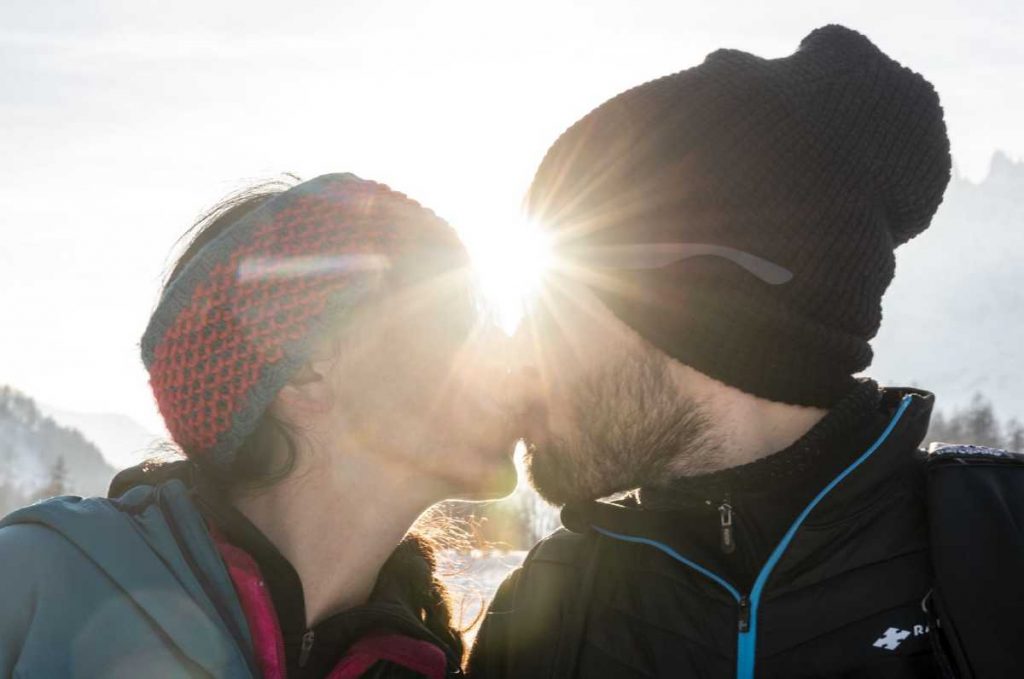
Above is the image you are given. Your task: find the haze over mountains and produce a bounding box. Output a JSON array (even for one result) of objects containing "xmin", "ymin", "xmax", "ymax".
[
  {"xmin": 37, "ymin": 402, "xmax": 160, "ymax": 470},
  {"xmin": 0, "ymin": 386, "xmax": 116, "ymax": 514},
  {"xmin": 872, "ymin": 151, "xmax": 1024, "ymax": 422}
]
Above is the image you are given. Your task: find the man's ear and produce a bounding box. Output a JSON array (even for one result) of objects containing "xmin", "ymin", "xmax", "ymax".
[{"xmin": 271, "ymin": 338, "xmax": 338, "ymax": 422}]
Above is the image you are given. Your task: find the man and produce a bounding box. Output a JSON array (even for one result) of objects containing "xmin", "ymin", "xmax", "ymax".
[{"xmin": 470, "ymin": 25, "xmax": 1021, "ymax": 679}]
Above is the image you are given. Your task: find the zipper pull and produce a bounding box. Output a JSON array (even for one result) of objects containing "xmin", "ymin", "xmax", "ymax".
[
  {"xmin": 738, "ymin": 596, "xmax": 751, "ymax": 632},
  {"xmin": 298, "ymin": 629, "xmax": 315, "ymax": 668},
  {"xmin": 718, "ymin": 497, "xmax": 736, "ymax": 555}
]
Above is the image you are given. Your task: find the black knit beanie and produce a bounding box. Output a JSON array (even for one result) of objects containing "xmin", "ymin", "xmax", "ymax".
[{"xmin": 526, "ymin": 25, "xmax": 951, "ymax": 407}]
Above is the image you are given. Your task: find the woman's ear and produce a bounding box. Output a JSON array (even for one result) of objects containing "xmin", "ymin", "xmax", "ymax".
[{"xmin": 272, "ymin": 337, "xmax": 338, "ymax": 423}]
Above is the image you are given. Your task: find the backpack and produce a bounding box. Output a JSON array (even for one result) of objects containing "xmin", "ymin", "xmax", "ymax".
[{"xmin": 924, "ymin": 443, "xmax": 1024, "ymax": 678}]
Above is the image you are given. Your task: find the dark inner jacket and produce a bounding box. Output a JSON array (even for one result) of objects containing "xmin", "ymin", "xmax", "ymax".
[
  {"xmin": 633, "ymin": 377, "xmax": 888, "ymax": 591},
  {"xmin": 469, "ymin": 380, "xmax": 940, "ymax": 679},
  {"xmin": 108, "ymin": 464, "xmax": 459, "ymax": 679}
]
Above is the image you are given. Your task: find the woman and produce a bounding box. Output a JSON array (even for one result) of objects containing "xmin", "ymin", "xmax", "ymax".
[{"xmin": 0, "ymin": 173, "xmax": 519, "ymax": 678}]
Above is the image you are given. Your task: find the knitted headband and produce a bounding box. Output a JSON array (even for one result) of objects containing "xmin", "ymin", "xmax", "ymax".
[{"xmin": 141, "ymin": 173, "xmax": 464, "ymax": 465}]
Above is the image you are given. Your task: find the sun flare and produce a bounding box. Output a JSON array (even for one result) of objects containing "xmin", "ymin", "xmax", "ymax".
[{"xmin": 465, "ymin": 220, "xmax": 553, "ymax": 334}]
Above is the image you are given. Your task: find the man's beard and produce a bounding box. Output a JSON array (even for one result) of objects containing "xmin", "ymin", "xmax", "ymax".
[{"xmin": 523, "ymin": 348, "xmax": 723, "ymax": 507}]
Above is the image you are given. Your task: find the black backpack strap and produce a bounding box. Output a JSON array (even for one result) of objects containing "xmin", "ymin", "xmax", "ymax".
[
  {"xmin": 922, "ymin": 587, "xmax": 965, "ymax": 679},
  {"xmin": 926, "ymin": 443, "xmax": 1024, "ymax": 678}
]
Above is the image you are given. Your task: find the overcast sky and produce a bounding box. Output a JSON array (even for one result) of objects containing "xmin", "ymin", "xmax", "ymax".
[{"xmin": 2, "ymin": 0, "xmax": 1022, "ymax": 434}]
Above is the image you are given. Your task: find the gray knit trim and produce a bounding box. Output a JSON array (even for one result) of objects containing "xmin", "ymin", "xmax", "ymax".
[{"xmin": 140, "ymin": 172, "xmax": 362, "ymax": 369}]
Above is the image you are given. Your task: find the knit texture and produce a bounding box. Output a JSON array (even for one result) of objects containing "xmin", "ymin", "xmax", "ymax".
[
  {"xmin": 526, "ymin": 25, "xmax": 952, "ymax": 406},
  {"xmin": 141, "ymin": 173, "xmax": 464, "ymax": 465}
]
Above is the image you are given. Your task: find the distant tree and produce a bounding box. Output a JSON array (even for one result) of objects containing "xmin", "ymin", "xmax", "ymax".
[
  {"xmin": 34, "ymin": 455, "xmax": 68, "ymax": 501},
  {"xmin": 1007, "ymin": 419, "xmax": 1024, "ymax": 452},
  {"xmin": 926, "ymin": 392, "xmax": 1022, "ymax": 451},
  {"xmin": 963, "ymin": 394, "xmax": 1002, "ymax": 447},
  {"xmin": 0, "ymin": 384, "xmax": 117, "ymax": 499},
  {"xmin": 0, "ymin": 481, "xmax": 28, "ymax": 518},
  {"xmin": 927, "ymin": 410, "xmax": 953, "ymax": 445}
]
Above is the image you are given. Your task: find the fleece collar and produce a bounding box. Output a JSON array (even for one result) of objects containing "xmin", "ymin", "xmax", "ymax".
[{"xmin": 561, "ymin": 386, "xmax": 935, "ymax": 590}]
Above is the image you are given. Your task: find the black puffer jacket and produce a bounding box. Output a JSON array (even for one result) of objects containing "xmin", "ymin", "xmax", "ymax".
[{"xmin": 469, "ymin": 384, "xmax": 942, "ymax": 679}]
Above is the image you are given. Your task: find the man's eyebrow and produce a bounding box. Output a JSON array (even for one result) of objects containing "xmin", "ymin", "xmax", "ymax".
[{"xmin": 566, "ymin": 243, "xmax": 794, "ymax": 285}]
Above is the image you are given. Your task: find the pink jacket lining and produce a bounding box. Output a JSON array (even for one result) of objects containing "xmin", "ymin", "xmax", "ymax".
[{"xmin": 208, "ymin": 524, "xmax": 447, "ymax": 679}]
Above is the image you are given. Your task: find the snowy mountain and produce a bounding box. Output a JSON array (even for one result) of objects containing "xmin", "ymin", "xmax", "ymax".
[
  {"xmin": 872, "ymin": 151, "xmax": 1024, "ymax": 422},
  {"xmin": 0, "ymin": 386, "xmax": 117, "ymax": 515},
  {"xmin": 38, "ymin": 403, "xmax": 161, "ymax": 470}
]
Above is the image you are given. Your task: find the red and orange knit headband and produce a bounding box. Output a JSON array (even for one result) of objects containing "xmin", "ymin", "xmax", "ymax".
[{"xmin": 141, "ymin": 173, "xmax": 462, "ymax": 465}]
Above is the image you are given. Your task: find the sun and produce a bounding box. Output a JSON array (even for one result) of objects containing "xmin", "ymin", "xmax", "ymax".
[{"xmin": 464, "ymin": 219, "xmax": 553, "ymax": 334}]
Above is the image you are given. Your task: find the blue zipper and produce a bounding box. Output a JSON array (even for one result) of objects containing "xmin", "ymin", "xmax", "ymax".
[{"xmin": 593, "ymin": 394, "xmax": 914, "ymax": 679}]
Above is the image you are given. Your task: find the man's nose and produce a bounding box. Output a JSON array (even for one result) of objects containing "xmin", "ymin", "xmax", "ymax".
[
  {"xmin": 471, "ymin": 317, "xmax": 515, "ymax": 374},
  {"xmin": 508, "ymin": 304, "xmax": 548, "ymax": 365},
  {"xmin": 461, "ymin": 313, "xmax": 546, "ymax": 413}
]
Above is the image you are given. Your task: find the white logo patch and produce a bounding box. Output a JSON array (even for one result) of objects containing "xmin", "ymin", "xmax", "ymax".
[
  {"xmin": 873, "ymin": 624, "xmax": 929, "ymax": 651},
  {"xmin": 873, "ymin": 628, "xmax": 910, "ymax": 651}
]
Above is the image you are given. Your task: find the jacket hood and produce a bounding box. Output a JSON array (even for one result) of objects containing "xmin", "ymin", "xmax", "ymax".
[{"xmin": 0, "ymin": 475, "xmax": 256, "ymax": 677}]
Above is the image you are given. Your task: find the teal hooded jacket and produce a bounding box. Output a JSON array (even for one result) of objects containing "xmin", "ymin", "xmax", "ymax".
[{"xmin": 0, "ymin": 479, "xmax": 259, "ymax": 677}]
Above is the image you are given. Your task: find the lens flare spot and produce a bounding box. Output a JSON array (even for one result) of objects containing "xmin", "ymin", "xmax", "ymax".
[{"xmin": 465, "ymin": 220, "xmax": 552, "ymax": 333}]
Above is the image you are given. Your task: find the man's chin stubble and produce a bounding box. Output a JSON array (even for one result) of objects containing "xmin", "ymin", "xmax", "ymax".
[
  {"xmin": 522, "ymin": 439, "xmax": 598, "ymax": 507},
  {"xmin": 522, "ymin": 353, "xmax": 725, "ymax": 507},
  {"xmin": 525, "ymin": 437, "xmax": 690, "ymax": 507}
]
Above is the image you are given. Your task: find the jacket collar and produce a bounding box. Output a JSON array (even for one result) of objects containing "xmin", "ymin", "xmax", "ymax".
[
  {"xmin": 561, "ymin": 386, "xmax": 935, "ymax": 584},
  {"xmin": 638, "ymin": 378, "xmax": 887, "ymax": 504}
]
